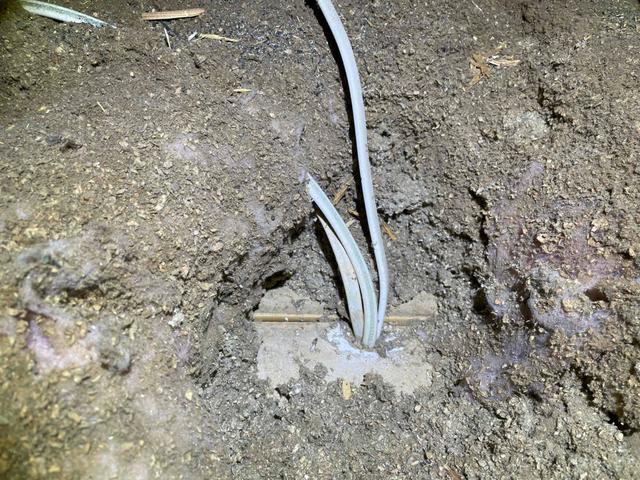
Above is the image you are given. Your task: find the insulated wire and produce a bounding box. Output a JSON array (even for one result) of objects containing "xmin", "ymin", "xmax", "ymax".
[
  {"xmin": 307, "ymin": 175, "xmax": 378, "ymax": 346},
  {"xmin": 317, "ymin": 216, "xmax": 365, "ymax": 341},
  {"xmin": 316, "ymin": 0, "xmax": 389, "ymax": 339}
]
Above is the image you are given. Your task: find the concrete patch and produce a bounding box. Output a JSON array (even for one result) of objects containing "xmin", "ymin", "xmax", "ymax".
[{"xmin": 256, "ymin": 322, "xmax": 433, "ymax": 395}]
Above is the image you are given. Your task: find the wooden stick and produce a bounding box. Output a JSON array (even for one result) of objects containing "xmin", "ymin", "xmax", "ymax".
[
  {"xmin": 253, "ymin": 312, "xmax": 432, "ymax": 325},
  {"xmin": 142, "ymin": 9, "xmax": 205, "ymax": 21}
]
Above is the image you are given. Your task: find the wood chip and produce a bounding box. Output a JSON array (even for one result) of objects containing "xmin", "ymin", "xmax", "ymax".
[
  {"xmin": 142, "ymin": 8, "xmax": 205, "ymax": 21},
  {"xmin": 468, "ymin": 53, "xmax": 490, "ymax": 87},
  {"xmin": 341, "ymin": 380, "xmax": 352, "ymax": 400}
]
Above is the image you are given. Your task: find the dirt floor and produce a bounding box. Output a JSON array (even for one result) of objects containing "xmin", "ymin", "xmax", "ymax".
[{"xmin": 1, "ymin": 0, "xmax": 639, "ymax": 478}]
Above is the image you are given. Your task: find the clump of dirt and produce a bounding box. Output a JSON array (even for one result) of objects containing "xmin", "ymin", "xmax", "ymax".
[{"xmin": 1, "ymin": 0, "xmax": 639, "ymax": 478}]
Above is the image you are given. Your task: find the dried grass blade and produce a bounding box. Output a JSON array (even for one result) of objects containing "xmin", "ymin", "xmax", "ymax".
[
  {"xmin": 142, "ymin": 9, "xmax": 205, "ymax": 21},
  {"xmin": 200, "ymin": 33, "xmax": 239, "ymax": 43}
]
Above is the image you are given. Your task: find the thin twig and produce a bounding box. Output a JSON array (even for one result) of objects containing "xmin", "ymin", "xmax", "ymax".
[
  {"xmin": 381, "ymin": 221, "xmax": 397, "ymax": 241},
  {"xmin": 332, "ymin": 178, "xmax": 352, "ymax": 205},
  {"xmin": 253, "ymin": 312, "xmax": 432, "ymax": 324}
]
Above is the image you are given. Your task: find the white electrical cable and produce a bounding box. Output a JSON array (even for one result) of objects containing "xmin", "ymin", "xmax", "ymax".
[
  {"xmin": 316, "ymin": 0, "xmax": 389, "ymax": 339},
  {"xmin": 307, "ymin": 175, "xmax": 378, "ymax": 346},
  {"xmin": 317, "ymin": 216, "xmax": 364, "ymax": 340}
]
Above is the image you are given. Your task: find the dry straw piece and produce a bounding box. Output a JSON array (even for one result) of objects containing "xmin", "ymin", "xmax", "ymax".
[
  {"xmin": 141, "ymin": 8, "xmax": 205, "ymax": 21},
  {"xmin": 199, "ymin": 33, "xmax": 239, "ymax": 43}
]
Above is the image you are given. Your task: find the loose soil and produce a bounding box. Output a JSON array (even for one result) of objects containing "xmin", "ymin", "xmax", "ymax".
[{"xmin": 1, "ymin": 0, "xmax": 639, "ymax": 478}]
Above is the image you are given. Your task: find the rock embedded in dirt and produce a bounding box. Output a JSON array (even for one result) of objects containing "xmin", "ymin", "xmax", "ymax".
[{"xmin": 502, "ymin": 110, "xmax": 550, "ymax": 144}]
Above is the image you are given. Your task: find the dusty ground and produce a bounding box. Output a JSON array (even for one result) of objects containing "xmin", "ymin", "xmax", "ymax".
[{"xmin": 1, "ymin": 0, "xmax": 639, "ymax": 478}]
